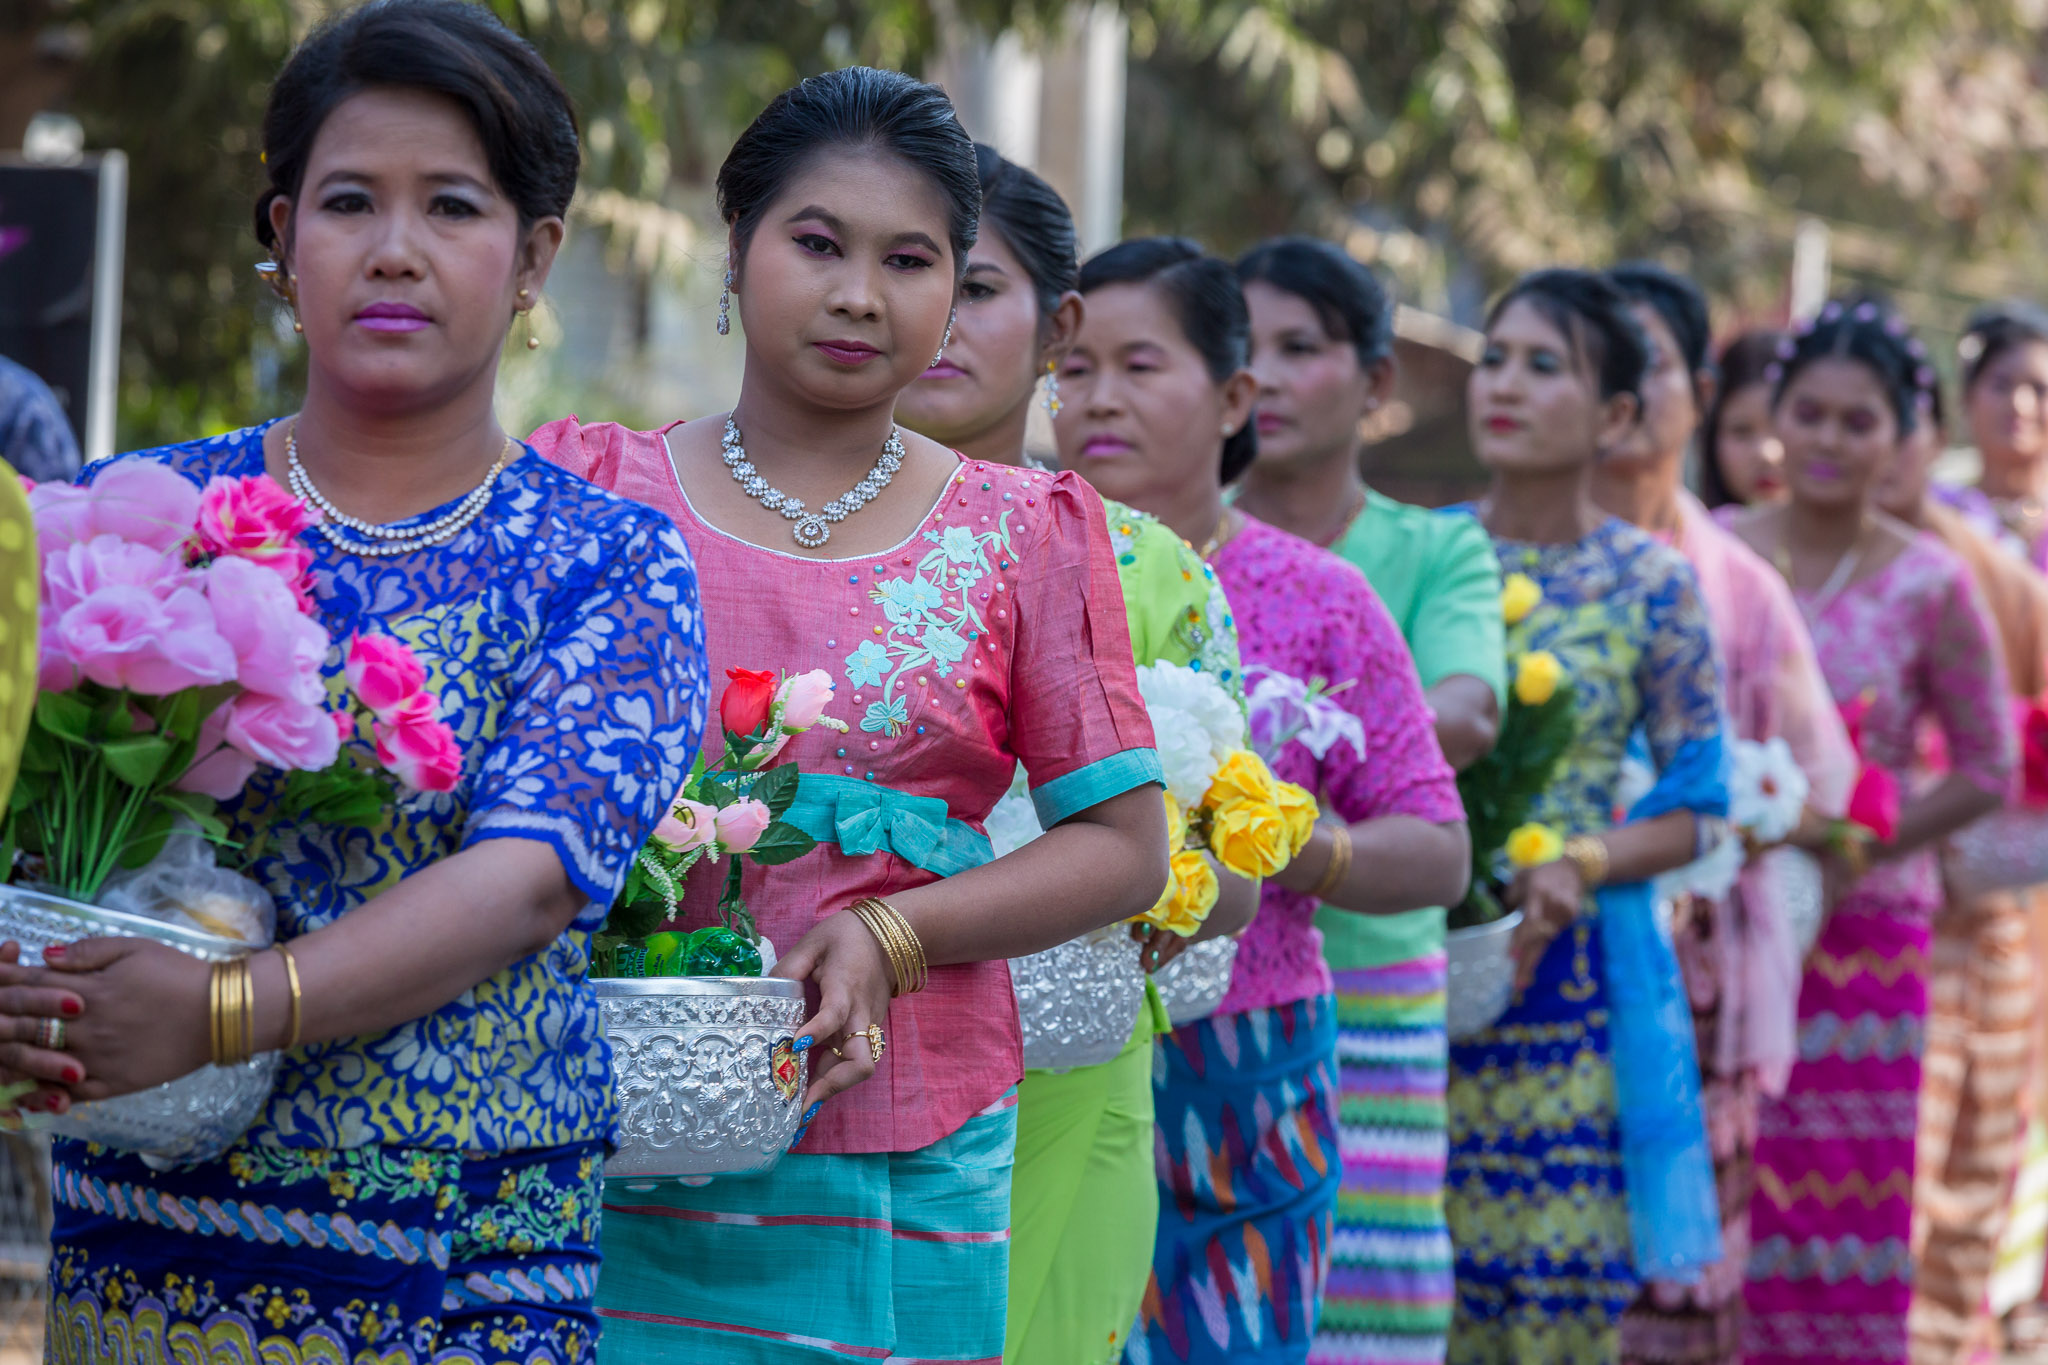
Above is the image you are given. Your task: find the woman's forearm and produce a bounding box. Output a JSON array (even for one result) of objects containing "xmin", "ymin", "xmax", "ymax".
[
  {"xmin": 1284, "ymin": 817, "xmax": 1471, "ymax": 914},
  {"xmin": 1596, "ymin": 809, "xmax": 1698, "ymax": 884},
  {"xmin": 1191, "ymin": 867, "xmax": 1260, "ymax": 942},
  {"xmin": 891, "ymin": 784, "xmax": 1170, "ymax": 966},
  {"xmin": 1884, "ymin": 774, "xmax": 2003, "ymax": 860},
  {"xmin": 1428, "ymin": 675, "xmax": 1501, "ymax": 773},
  {"xmin": 240, "ymin": 839, "xmax": 585, "ymax": 1055}
]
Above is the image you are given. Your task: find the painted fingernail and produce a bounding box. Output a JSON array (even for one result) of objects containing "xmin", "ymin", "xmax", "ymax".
[
  {"xmin": 59, "ymin": 999, "xmax": 80, "ymax": 1018},
  {"xmin": 788, "ymin": 1123, "xmax": 812, "ymax": 1151},
  {"xmin": 48, "ymin": 1095, "xmax": 67, "ymax": 1114},
  {"xmin": 43, "ymin": 946, "xmax": 63, "ymax": 959},
  {"xmin": 63, "ymin": 1066, "xmax": 82, "ymax": 1085},
  {"xmin": 794, "ymin": 1036, "xmax": 814, "ymax": 1053},
  {"xmin": 802, "ymin": 1102, "xmax": 822, "ymax": 1123}
]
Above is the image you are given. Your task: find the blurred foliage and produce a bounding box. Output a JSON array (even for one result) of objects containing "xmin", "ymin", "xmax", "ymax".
[{"xmin": 26, "ymin": 0, "xmax": 2048, "ymax": 447}]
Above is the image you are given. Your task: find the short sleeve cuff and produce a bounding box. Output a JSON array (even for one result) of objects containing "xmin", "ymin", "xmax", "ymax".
[
  {"xmin": 464, "ymin": 812, "xmax": 621, "ymax": 921},
  {"xmin": 1029, "ymin": 748, "xmax": 1164, "ymax": 829}
]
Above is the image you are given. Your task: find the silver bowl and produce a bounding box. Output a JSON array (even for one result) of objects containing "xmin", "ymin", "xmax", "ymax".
[
  {"xmin": 1445, "ymin": 910, "xmax": 1523, "ymax": 1042},
  {"xmin": 1153, "ymin": 936, "xmax": 1239, "ymax": 1029},
  {"xmin": 598, "ymin": 975, "xmax": 809, "ymax": 1187},
  {"xmin": 1011, "ymin": 925, "xmax": 1148, "ymax": 1072},
  {"xmin": 0, "ymin": 884, "xmax": 276, "ymax": 1166}
]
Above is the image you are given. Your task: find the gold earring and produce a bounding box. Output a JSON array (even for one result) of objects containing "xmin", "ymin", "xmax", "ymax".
[
  {"xmin": 518, "ymin": 291, "xmax": 540, "ymax": 350},
  {"xmin": 290, "ymin": 276, "xmax": 302, "ymax": 333}
]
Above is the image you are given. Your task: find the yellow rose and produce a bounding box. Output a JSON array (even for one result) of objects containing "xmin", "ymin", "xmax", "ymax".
[
  {"xmin": 1273, "ymin": 780, "xmax": 1318, "ymax": 857},
  {"xmin": 1204, "ymin": 749, "xmax": 1279, "ymax": 810},
  {"xmin": 1501, "ymin": 572, "xmax": 1542, "ymax": 625},
  {"xmin": 1209, "ymin": 799, "xmax": 1292, "ymax": 879},
  {"xmin": 1513, "ymin": 649, "xmax": 1564, "ymax": 707},
  {"xmin": 1505, "ymin": 822, "xmax": 1564, "ymax": 868},
  {"xmin": 1163, "ymin": 790, "xmax": 1189, "ymax": 853},
  {"xmin": 1139, "ymin": 848, "xmax": 1222, "ymax": 936}
]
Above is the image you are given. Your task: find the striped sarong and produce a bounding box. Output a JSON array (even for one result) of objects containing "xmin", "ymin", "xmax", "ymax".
[
  {"xmin": 1311, "ymin": 952, "xmax": 1452, "ymax": 1365},
  {"xmin": 597, "ymin": 1093, "xmax": 1017, "ymax": 1363}
]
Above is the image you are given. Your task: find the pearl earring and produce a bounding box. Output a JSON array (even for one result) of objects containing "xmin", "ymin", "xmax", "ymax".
[
  {"xmin": 717, "ymin": 269, "xmax": 733, "ymax": 336},
  {"xmin": 1042, "ymin": 361, "xmax": 1062, "ymax": 417},
  {"xmin": 516, "ymin": 288, "xmax": 539, "ymax": 349}
]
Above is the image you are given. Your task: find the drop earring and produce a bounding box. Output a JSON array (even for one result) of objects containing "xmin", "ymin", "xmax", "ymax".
[
  {"xmin": 517, "ymin": 288, "xmax": 539, "ymax": 349},
  {"xmin": 1041, "ymin": 360, "xmax": 1062, "ymax": 417},
  {"xmin": 933, "ymin": 309, "xmax": 956, "ymax": 368},
  {"xmin": 256, "ymin": 258, "xmax": 301, "ymax": 333},
  {"xmin": 717, "ymin": 268, "xmax": 733, "ymax": 336}
]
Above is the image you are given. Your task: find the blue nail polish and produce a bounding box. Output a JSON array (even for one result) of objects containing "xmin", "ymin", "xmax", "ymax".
[
  {"xmin": 794, "ymin": 1036, "xmax": 814, "ymax": 1053},
  {"xmin": 803, "ymin": 1101, "xmax": 822, "ymax": 1122},
  {"xmin": 788, "ymin": 1123, "xmax": 812, "ymax": 1152}
]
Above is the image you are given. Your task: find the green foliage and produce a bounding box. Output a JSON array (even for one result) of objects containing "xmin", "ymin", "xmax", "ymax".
[{"xmin": 1449, "ymin": 680, "xmax": 1576, "ymax": 928}]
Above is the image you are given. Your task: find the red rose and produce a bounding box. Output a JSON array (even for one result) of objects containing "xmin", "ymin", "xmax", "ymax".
[{"xmin": 720, "ymin": 667, "xmax": 778, "ymax": 738}]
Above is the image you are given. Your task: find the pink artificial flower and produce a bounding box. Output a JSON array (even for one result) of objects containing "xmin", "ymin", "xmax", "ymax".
[
  {"xmin": 206, "ymin": 556, "xmax": 329, "ymax": 705},
  {"xmin": 346, "ymin": 635, "xmax": 429, "ymax": 719},
  {"xmin": 775, "ymin": 669, "xmax": 836, "ymax": 730},
  {"xmin": 52, "ymin": 580, "xmax": 236, "ymax": 696},
  {"xmin": 27, "ymin": 483, "xmax": 94, "ymax": 561},
  {"xmin": 1847, "ymin": 764, "xmax": 1902, "ymax": 845},
  {"xmin": 333, "ymin": 710, "xmax": 358, "ymax": 744},
  {"xmin": 85, "ymin": 460, "xmax": 203, "ymax": 555},
  {"xmin": 654, "ymin": 798, "xmax": 720, "ymax": 854},
  {"xmin": 175, "ymin": 712, "xmax": 260, "ymax": 800},
  {"xmin": 222, "ymin": 691, "xmax": 342, "ymax": 773},
  {"xmin": 195, "ymin": 473, "xmax": 318, "ymax": 572},
  {"xmin": 42, "ymin": 535, "xmax": 192, "ymax": 615},
  {"xmin": 371, "ymin": 692, "xmax": 463, "ymax": 792},
  {"xmin": 713, "ymin": 798, "xmax": 773, "ymax": 853}
]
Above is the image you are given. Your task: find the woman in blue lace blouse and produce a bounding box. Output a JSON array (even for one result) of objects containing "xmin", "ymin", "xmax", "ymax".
[{"xmin": 0, "ymin": 6, "xmax": 707, "ymax": 1362}]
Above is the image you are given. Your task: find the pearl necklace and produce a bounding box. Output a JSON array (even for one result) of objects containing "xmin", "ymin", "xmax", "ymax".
[
  {"xmin": 286, "ymin": 420, "xmax": 512, "ymax": 558},
  {"xmin": 722, "ymin": 415, "xmax": 903, "ymax": 548}
]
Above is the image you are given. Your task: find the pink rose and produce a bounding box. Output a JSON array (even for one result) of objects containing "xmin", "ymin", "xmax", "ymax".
[
  {"xmin": 346, "ymin": 634, "xmax": 429, "ymax": 719},
  {"xmin": 222, "ymin": 691, "xmax": 342, "ymax": 773},
  {"xmin": 654, "ymin": 798, "xmax": 720, "ymax": 854},
  {"xmin": 713, "ymin": 798, "xmax": 773, "ymax": 853},
  {"xmin": 207, "ymin": 556, "xmax": 330, "ymax": 705},
  {"xmin": 27, "ymin": 482, "xmax": 94, "ymax": 561},
  {"xmin": 53, "ymin": 581, "xmax": 237, "ymax": 696},
  {"xmin": 86, "ymin": 460, "xmax": 202, "ymax": 554},
  {"xmin": 333, "ymin": 710, "xmax": 358, "ymax": 744},
  {"xmin": 775, "ymin": 669, "xmax": 836, "ymax": 730},
  {"xmin": 175, "ymin": 710, "xmax": 260, "ymax": 799},
  {"xmin": 372, "ymin": 692, "xmax": 463, "ymax": 792},
  {"xmin": 43, "ymin": 535, "xmax": 191, "ymax": 614},
  {"xmin": 196, "ymin": 474, "xmax": 318, "ymax": 571}
]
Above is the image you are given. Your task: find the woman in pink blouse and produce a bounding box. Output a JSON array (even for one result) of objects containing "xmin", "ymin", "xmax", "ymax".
[
  {"xmin": 531, "ymin": 70, "xmax": 1169, "ymax": 1363},
  {"xmin": 1729, "ymin": 299, "xmax": 2014, "ymax": 1365},
  {"xmin": 1053, "ymin": 236, "xmax": 1469, "ymax": 1363}
]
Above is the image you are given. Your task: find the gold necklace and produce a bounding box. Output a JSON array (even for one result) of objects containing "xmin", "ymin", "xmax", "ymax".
[
  {"xmin": 1317, "ymin": 487, "xmax": 1369, "ymax": 549},
  {"xmin": 1198, "ymin": 507, "xmax": 1242, "ymax": 561}
]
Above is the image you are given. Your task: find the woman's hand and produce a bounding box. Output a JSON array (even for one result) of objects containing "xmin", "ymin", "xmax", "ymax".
[
  {"xmin": 1504, "ymin": 859, "xmax": 1587, "ymax": 992},
  {"xmin": 774, "ymin": 909, "xmax": 894, "ymax": 1121},
  {"xmin": 0, "ymin": 941, "xmax": 91, "ymax": 1109},
  {"xmin": 1132, "ymin": 923, "xmax": 1193, "ymax": 974},
  {"xmin": 40, "ymin": 938, "xmax": 211, "ymax": 1101}
]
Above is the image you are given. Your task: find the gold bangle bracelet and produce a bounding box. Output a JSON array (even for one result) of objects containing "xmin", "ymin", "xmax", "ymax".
[
  {"xmin": 1562, "ymin": 834, "xmax": 1610, "ymax": 889},
  {"xmin": 851, "ymin": 897, "xmax": 928, "ymax": 995},
  {"xmin": 1310, "ymin": 824, "xmax": 1354, "ymax": 901},
  {"xmin": 277, "ymin": 945, "xmax": 303, "ymax": 1052},
  {"xmin": 847, "ymin": 901, "xmax": 907, "ymax": 995}
]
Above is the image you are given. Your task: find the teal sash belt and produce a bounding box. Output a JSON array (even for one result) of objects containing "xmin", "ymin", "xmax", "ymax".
[{"xmin": 784, "ymin": 773, "xmax": 993, "ymax": 878}]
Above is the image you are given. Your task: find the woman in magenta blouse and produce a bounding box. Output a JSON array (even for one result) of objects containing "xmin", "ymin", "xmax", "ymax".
[
  {"xmin": 1053, "ymin": 236, "xmax": 1469, "ymax": 1363},
  {"xmin": 531, "ymin": 70, "xmax": 1169, "ymax": 1363}
]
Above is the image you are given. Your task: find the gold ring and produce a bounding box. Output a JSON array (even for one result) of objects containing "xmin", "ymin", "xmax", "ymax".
[
  {"xmin": 844, "ymin": 1024, "xmax": 885, "ymax": 1065},
  {"xmin": 34, "ymin": 1018, "xmax": 65, "ymax": 1051}
]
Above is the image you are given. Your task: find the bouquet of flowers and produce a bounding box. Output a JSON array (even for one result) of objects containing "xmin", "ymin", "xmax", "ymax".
[
  {"xmin": 592, "ymin": 668, "xmax": 845, "ymax": 980},
  {"xmin": 1449, "ymin": 574, "xmax": 1578, "ymax": 929},
  {"xmin": 1839, "ymin": 692, "xmax": 1900, "ymax": 844},
  {"xmin": 988, "ymin": 660, "xmax": 1320, "ymax": 938},
  {"xmin": 11, "ymin": 464, "xmax": 460, "ymax": 931}
]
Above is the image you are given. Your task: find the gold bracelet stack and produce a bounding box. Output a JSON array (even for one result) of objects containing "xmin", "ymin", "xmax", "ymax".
[
  {"xmin": 209, "ymin": 957, "xmax": 256, "ymax": 1066},
  {"xmin": 277, "ymin": 945, "xmax": 304, "ymax": 1051},
  {"xmin": 1562, "ymin": 834, "xmax": 1611, "ymax": 889},
  {"xmin": 848, "ymin": 897, "xmax": 928, "ymax": 996},
  {"xmin": 1310, "ymin": 824, "xmax": 1354, "ymax": 900}
]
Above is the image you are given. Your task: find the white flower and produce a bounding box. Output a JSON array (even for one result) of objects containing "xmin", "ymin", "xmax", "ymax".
[
  {"xmin": 1657, "ymin": 826, "xmax": 1745, "ymax": 902},
  {"xmin": 1136, "ymin": 661, "xmax": 1246, "ymax": 805},
  {"xmin": 1730, "ymin": 736, "xmax": 1809, "ymax": 845},
  {"xmin": 985, "ymin": 769, "xmax": 1045, "ymax": 859},
  {"xmin": 1243, "ymin": 665, "xmax": 1365, "ymax": 763}
]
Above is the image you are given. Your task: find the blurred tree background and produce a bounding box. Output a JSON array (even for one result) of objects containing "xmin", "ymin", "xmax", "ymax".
[{"xmin": 8, "ymin": 0, "xmax": 2048, "ymax": 448}]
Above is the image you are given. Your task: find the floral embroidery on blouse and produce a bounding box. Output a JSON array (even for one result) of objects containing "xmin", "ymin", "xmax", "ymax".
[
  {"xmin": 84, "ymin": 423, "xmax": 708, "ymax": 1154},
  {"xmin": 845, "ymin": 513, "xmax": 1017, "ymax": 736}
]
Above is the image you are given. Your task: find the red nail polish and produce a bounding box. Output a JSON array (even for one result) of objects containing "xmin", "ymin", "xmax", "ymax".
[
  {"xmin": 62, "ymin": 1066, "xmax": 81, "ymax": 1085},
  {"xmin": 43, "ymin": 945, "xmax": 63, "ymax": 959},
  {"xmin": 59, "ymin": 999, "xmax": 80, "ymax": 1017}
]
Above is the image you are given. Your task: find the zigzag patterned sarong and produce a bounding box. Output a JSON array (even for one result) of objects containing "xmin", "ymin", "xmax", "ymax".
[{"xmin": 1745, "ymin": 910, "xmax": 1929, "ymax": 1365}]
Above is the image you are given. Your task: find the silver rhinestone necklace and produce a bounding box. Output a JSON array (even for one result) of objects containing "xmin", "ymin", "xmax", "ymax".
[
  {"xmin": 286, "ymin": 420, "xmax": 511, "ymax": 558},
  {"xmin": 722, "ymin": 415, "xmax": 903, "ymax": 549}
]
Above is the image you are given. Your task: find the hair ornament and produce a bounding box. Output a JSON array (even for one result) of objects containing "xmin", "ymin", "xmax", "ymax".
[
  {"xmin": 1906, "ymin": 336, "xmax": 1928, "ymax": 360},
  {"xmin": 1916, "ymin": 364, "xmax": 1937, "ymax": 390},
  {"xmin": 1959, "ymin": 333, "xmax": 1986, "ymax": 363},
  {"xmin": 1852, "ymin": 301, "xmax": 1879, "ymax": 323},
  {"xmin": 1883, "ymin": 312, "xmax": 1908, "ymax": 337},
  {"xmin": 1773, "ymin": 336, "xmax": 1798, "ymax": 360},
  {"xmin": 1763, "ymin": 361, "xmax": 1786, "ymax": 387},
  {"xmin": 1819, "ymin": 301, "xmax": 1844, "ymax": 323},
  {"xmin": 1792, "ymin": 316, "xmax": 1817, "ymax": 338}
]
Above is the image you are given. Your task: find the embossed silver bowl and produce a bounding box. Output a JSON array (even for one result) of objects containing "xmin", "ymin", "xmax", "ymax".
[
  {"xmin": 1445, "ymin": 910, "xmax": 1523, "ymax": 1042},
  {"xmin": 598, "ymin": 976, "xmax": 808, "ymax": 1187},
  {"xmin": 1011, "ymin": 925, "xmax": 1148, "ymax": 1072},
  {"xmin": 1153, "ymin": 936, "xmax": 1239, "ymax": 1029},
  {"xmin": 0, "ymin": 884, "xmax": 276, "ymax": 1166}
]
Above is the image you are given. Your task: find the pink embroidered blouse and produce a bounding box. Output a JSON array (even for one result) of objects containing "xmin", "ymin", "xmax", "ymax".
[
  {"xmin": 1211, "ymin": 513, "xmax": 1466, "ymax": 1017},
  {"xmin": 531, "ymin": 418, "xmax": 1159, "ymax": 1153}
]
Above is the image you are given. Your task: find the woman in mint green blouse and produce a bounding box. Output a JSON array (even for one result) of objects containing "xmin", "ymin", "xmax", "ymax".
[{"xmin": 1236, "ymin": 236, "xmax": 1505, "ymax": 1365}]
